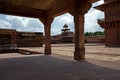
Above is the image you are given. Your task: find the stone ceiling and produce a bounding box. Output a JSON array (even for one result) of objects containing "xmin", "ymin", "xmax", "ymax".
[{"xmin": 0, "ymin": 0, "xmax": 99, "ymax": 18}]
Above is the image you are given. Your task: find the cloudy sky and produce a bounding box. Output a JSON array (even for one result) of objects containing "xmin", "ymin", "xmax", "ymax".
[{"xmin": 0, "ymin": 0, "xmax": 104, "ymax": 35}]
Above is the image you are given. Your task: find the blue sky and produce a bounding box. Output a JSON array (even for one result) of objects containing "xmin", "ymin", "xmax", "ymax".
[{"xmin": 0, "ymin": 0, "xmax": 104, "ymax": 35}]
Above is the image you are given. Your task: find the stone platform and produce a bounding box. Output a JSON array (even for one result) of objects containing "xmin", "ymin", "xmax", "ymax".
[{"xmin": 0, "ymin": 43, "xmax": 120, "ymax": 80}]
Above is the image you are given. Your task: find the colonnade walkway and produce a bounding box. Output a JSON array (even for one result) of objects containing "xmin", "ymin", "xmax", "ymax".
[{"xmin": 0, "ymin": 43, "xmax": 120, "ymax": 80}]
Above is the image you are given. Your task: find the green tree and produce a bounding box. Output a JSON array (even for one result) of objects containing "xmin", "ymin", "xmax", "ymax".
[
  {"xmin": 94, "ymin": 31, "xmax": 104, "ymax": 36},
  {"xmin": 85, "ymin": 31, "xmax": 104, "ymax": 36},
  {"xmin": 85, "ymin": 32, "xmax": 94, "ymax": 36},
  {"xmin": 85, "ymin": 32, "xmax": 89, "ymax": 36}
]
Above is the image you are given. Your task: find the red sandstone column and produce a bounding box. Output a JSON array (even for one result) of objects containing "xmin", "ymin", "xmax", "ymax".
[
  {"xmin": 115, "ymin": 21, "xmax": 120, "ymax": 46},
  {"xmin": 73, "ymin": 10, "xmax": 85, "ymax": 60},
  {"xmin": 39, "ymin": 18, "xmax": 53, "ymax": 55},
  {"xmin": 44, "ymin": 23, "xmax": 52, "ymax": 55},
  {"xmin": 69, "ymin": 0, "xmax": 91, "ymax": 60}
]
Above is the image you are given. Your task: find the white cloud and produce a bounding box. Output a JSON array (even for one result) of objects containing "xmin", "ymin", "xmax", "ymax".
[
  {"xmin": 51, "ymin": 25, "xmax": 61, "ymax": 35},
  {"xmin": 51, "ymin": 13, "xmax": 74, "ymax": 35},
  {"xmin": 3, "ymin": 15, "xmax": 44, "ymax": 32},
  {"xmin": 0, "ymin": 19, "xmax": 12, "ymax": 29},
  {"xmin": 84, "ymin": 9, "xmax": 104, "ymax": 32},
  {"xmin": 84, "ymin": 0, "xmax": 104, "ymax": 32},
  {"xmin": 57, "ymin": 13, "xmax": 73, "ymax": 24}
]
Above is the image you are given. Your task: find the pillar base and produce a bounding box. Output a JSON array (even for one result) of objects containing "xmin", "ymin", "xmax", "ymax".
[
  {"xmin": 74, "ymin": 47, "xmax": 85, "ymax": 61},
  {"xmin": 44, "ymin": 48, "xmax": 51, "ymax": 55}
]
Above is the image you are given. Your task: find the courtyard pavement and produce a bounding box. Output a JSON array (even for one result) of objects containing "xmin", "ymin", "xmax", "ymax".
[{"xmin": 0, "ymin": 43, "xmax": 120, "ymax": 80}]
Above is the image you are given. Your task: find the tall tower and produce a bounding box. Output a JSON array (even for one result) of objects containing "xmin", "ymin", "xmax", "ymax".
[
  {"xmin": 61, "ymin": 24, "xmax": 74, "ymax": 43},
  {"xmin": 95, "ymin": 0, "xmax": 120, "ymax": 47},
  {"xmin": 61, "ymin": 24, "xmax": 70, "ymax": 33}
]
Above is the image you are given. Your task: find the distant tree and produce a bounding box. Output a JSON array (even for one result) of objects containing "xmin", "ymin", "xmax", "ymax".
[
  {"xmin": 85, "ymin": 31, "xmax": 104, "ymax": 36},
  {"xmin": 89, "ymin": 32, "xmax": 94, "ymax": 36},
  {"xmin": 94, "ymin": 31, "xmax": 104, "ymax": 36},
  {"xmin": 85, "ymin": 32, "xmax": 94, "ymax": 36},
  {"xmin": 85, "ymin": 32, "xmax": 89, "ymax": 36}
]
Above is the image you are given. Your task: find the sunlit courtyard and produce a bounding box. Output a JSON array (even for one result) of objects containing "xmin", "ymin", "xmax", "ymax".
[
  {"xmin": 18, "ymin": 43, "xmax": 120, "ymax": 62},
  {"xmin": 0, "ymin": 43, "xmax": 120, "ymax": 80}
]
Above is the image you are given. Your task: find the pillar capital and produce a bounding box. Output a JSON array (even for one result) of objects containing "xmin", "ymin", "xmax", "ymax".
[
  {"xmin": 69, "ymin": 1, "xmax": 91, "ymax": 16},
  {"xmin": 39, "ymin": 17, "xmax": 54, "ymax": 26},
  {"xmin": 69, "ymin": 9, "xmax": 85, "ymax": 16}
]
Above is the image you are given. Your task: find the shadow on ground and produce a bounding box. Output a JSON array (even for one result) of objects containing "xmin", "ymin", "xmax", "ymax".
[{"xmin": 0, "ymin": 54, "xmax": 120, "ymax": 80}]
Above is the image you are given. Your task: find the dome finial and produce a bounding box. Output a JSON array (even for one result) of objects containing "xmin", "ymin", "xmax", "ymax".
[{"xmin": 63, "ymin": 24, "xmax": 68, "ymax": 29}]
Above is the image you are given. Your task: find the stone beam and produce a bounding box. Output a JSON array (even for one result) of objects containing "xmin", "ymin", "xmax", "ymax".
[
  {"xmin": 48, "ymin": 0, "xmax": 94, "ymax": 17},
  {"xmin": 78, "ymin": 0, "xmax": 92, "ymax": 13},
  {"xmin": 91, "ymin": 0, "xmax": 100, "ymax": 3},
  {"xmin": 0, "ymin": 2, "xmax": 46, "ymax": 18},
  {"xmin": 47, "ymin": 1, "xmax": 75, "ymax": 17},
  {"xmin": 94, "ymin": 0, "xmax": 120, "ymax": 11}
]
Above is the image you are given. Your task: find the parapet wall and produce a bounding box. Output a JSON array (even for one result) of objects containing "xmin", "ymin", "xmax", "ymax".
[
  {"xmin": 17, "ymin": 32, "xmax": 43, "ymax": 47},
  {"xmin": 0, "ymin": 29, "xmax": 43, "ymax": 47}
]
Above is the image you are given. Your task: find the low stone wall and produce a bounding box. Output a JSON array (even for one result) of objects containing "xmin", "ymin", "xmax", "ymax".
[
  {"xmin": 85, "ymin": 36, "xmax": 105, "ymax": 43},
  {"xmin": 18, "ymin": 49, "xmax": 43, "ymax": 55},
  {"xmin": 17, "ymin": 32, "xmax": 43, "ymax": 47},
  {"xmin": 0, "ymin": 49, "xmax": 43, "ymax": 54},
  {"xmin": 0, "ymin": 49, "xmax": 18, "ymax": 53},
  {"xmin": 0, "ymin": 29, "xmax": 43, "ymax": 47},
  {"xmin": 17, "ymin": 39, "xmax": 43, "ymax": 47}
]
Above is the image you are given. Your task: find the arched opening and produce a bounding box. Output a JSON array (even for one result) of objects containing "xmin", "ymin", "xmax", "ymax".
[
  {"xmin": 51, "ymin": 13, "xmax": 75, "ymax": 59},
  {"xmin": 0, "ymin": 14, "xmax": 44, "ymax": 53}
]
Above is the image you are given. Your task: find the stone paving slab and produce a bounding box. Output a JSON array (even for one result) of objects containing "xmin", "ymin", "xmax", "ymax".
[{"xmin": 0, "ymin": 54, "xmax": 120, "ymax": 80}]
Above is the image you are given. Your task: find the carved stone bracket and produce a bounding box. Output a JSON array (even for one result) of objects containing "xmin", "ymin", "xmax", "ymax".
[
  {"xmin": 69, "ymin": 0, "xmax": 92, "ymax": 16},
  {"xmin": 39, "ymin": 16, "xmax": 54, "ymax": 26}
]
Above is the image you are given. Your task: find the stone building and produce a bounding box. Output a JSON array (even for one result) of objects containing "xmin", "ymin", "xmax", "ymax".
[
  {"xmin": 51, "ymin": 35, "xmax": 61, "ymax": 44},
  {"xmin": 95, "ymin": 0, "xmax": 120, "ymax": 47},
  {"xmin": 17, "ymin": 32, "xmax": 43, "ymax": 47},
  {"xmin": 0, "ymin": 29, "xmax": 16, "ymax": 45},
  {"xmin": 0, "ymin": 0, "xmax": 106, "ymax": 60},
  {"xmin": 0, "ymin": 29, "xmax": 43, "ymax": 47},
  {"xmin": 85, "ymin": 35, "xmax": 105, "ymax": 43},
  {"xmin": 51, "ymin": 24, "xmax": 74, "ymax": 44},
  {"xmin": 61, "ymin": 24, "xmax": 75, "ymax": 43},
  {"xmin": 51, "ymin": 24, "xmax": 105, "ymax": 44}
]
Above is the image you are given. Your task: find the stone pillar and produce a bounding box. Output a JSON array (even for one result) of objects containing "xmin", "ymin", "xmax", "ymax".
[
  {"xmin": 11, "ymin": 32, "xmax": 16, "ymax": 44},
  {"xmin": 115, "ymin": 21, "xmax": 120, "ymax": 46},
  {"xmin": 73, "ymin": 10, "xmax": 85, "ymax": 60},
  {"xmin": 39, "ymin": 18, "xmax": 53, "ymax": 55},
  {"xmin": 44, "ymin": 23, "xmax": 51, "ymax": 55},
  {"xmin": 69, "ymin": 0, "xmax": 91, "ymax": 60}
]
